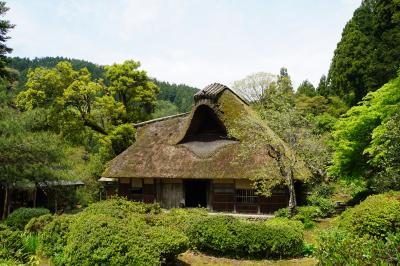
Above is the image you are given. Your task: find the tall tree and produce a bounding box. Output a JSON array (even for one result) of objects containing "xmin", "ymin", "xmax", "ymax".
[
  {"xmin": 316, "ymin": 75, "xmax": 329, "ymax": 96},
  {"xmin": 327, "ymin": 0, "xmax": 400, "ymax": 105},
  {"xmin": 296, "ymin": 80, "xmax": 316, "ymax": 97},
  {"xmin": 0, "ymin": 1, "xmax": 14, "ymax": 78},
  {"xmin": 330, "ymin": 71, "xmax": 400, "ymax": 190},
  {"xmin": 105, "ymin": 60, "xmax": 159, "ymax": 122},
  {"xmin": 231, "ymin": 72, "xmax": 277, "ymax": 103},
  {"xmin": 0, "ymin": 109, "xmax": 66, "ymax": 218}
]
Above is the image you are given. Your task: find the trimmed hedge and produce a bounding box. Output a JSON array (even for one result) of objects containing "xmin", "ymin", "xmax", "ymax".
[
  {"xmin": 63, "ymin": 209, "xmax": 188, "ymax": 265},
  {"xmin": 338, "ymin": 192, "xmax": 400, "ymax": 238},
  {"xmin": 82, "ymin": 197, "xmax": 161, "ymax": 218},
  {"xmin": 5, "ymin": 207, "xmax": 50, "ymax": 229},
  {"xmin": 316, "ymin": 192, "xmax": 400, "ymax": 265},
  {"xmin": 39, "ymin": 199, "xmax": 189, "ymax": 266},
  {"xmin": 187, "ymin": 216, "xmax": 304, "ymax": 259}
]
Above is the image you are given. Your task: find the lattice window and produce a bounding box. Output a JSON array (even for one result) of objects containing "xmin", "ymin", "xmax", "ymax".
[{"xmin": 236, "ymin": 189, "xmax": 258, "ymax": 203}]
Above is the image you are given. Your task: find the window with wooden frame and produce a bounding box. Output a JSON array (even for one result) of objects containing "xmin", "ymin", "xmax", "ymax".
[{"xmin": 236, "ymin": 189, "xmax": 258, "ymax": 203}]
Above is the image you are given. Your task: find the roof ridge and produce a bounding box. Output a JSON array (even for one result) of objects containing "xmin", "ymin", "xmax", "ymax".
[{"xmin": 134, "ymin": 112, "xmax": 189, "ymax": 127}]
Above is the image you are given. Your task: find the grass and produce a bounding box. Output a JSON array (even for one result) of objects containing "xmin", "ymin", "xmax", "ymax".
[
  {"xmin": 177, "ymin": 252, "xmax": 317, "ymax": 266},
  {"xmin": 303, "ymin": 217, "xmax": 337, "ymax": 245}
]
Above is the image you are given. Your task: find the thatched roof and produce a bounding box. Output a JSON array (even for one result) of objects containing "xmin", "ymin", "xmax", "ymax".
[{"xmin": 102, "ymin": 83, "xmax": 308, "ymax": 180}]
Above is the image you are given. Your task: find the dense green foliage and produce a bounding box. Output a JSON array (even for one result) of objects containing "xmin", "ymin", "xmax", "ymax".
[
  {"xmin": 155, "ymin": 79, "xmax": 198, "ymax": 113},
  {"xmin": 4, "ymin": 207, "xmax": 50, "ymax": 230},
  {"xmin": 338, "ymin": 192, "xmax": 400, "ymax": 238},
  {"xmin": 0, "ymin": 2, "xmax": 14, "ymax": 78},
  {"xmin": 330, "ymin": 73, "xmax": 400, "ymax": 190},
  {"xmin": 39, "ymin": 198, "xmax": 188, "ymax": 266},
  {"xmin": 39, "ymin": 215, "xmax": 75, "ymax": 265},
  {"xmin": 187, "ymin": 215, "xmax": 304, "ymax": 259},
  {"xmin": 10, "ymin": 57, "xmax": 105, "ymax": 91},
  {"xmin": 24, "ymin": 214, "xmax": 54, "ymax": 234},
  {"xmin": 0, "ymin": 224, "xmax": 26, "ymax": 263},
  {"xmin": 316, "ymin": 192, "xmax": 400, "ymax": 265},
  {"xmin": 10, "ymin": 56, "xmax": 199, "ymax": 116},
  {"xmin": 65, "ymin": 213, "xmax": 188, "ymax": 266},
  {"xmin": 317, "ymin": 229, "xmax": 400, "ymax": 265},
  {"xmin": 327, "ymin": 0, "xmax": 400, "ymax": 104}
]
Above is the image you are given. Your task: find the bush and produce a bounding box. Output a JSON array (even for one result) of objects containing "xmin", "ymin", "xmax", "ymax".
[
  {"xmin": 275, "ymin": 206, "xmax": 322, "ymax": 228},
  {"xmin": 311, "ymin": 184, "xmax": 334, "ymax": 198},
  {"xmin": 187, "ymin": 216, "xmax": 304, "ymax": 259},
  {"xmin": 294, "ymin": 206, "xmax": 323, "ymax": 221},
  {"xmin": 316, "ymin": 228, "xmax": 400, "ymax": 265},
  {"xmin": 0, "ymin": 224, "xmax": 25, "ymax": 263},
  {"xmin": 25, "ymin": 214, "xmax": 54, "ymax": 233},
  {"xmin": 83, "ymin": 197, "xmax": 161, "ymax": 218},
  {"xmin": 275, "ymin": 207, "xmax": 289, "ymax": 218},
  {"xmin": 339, "ymin": 192, "xmax": 400, "ymax": 238},
  {"xmin": 39, "ymin": 215, "xmax": 75, "ymax": 265},
  {"xmin": 307, "ymin": 195, "xmax": 335, "ymax": 217},
  {"xmin": 148, "ymin": 208, "xmax": 208, "ymax": 231},
  {"xmin": 5, "ymin": 207, "xmax": 50, "ymax": 229},
  {"xmin": 316, "ymin": 192, "xmax": 400, "ymax": 265},
  {"xmin": 63, "ymin": 212, "xmax": 188, "ymax": 266}
]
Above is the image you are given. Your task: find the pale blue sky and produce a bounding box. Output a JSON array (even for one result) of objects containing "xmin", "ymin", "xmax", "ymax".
[{"xmin": 6, "ymin": 0, "xmax": 361, "ymax": 89}]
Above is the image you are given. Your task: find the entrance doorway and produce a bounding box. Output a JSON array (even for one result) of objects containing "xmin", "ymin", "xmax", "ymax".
[{"xmin": 184, "ymin": 179, "xmax": 208, "ymax": 208}]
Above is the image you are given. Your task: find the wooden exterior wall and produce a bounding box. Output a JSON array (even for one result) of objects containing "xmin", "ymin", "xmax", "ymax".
[{"xmin": 116, "ymin": 178, "xmax": 288, "ymax": 214}]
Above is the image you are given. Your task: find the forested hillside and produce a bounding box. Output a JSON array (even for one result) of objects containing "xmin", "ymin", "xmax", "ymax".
[{"xmin": 10, "ymin": 56, "xmax": 198, "ymax": 116}]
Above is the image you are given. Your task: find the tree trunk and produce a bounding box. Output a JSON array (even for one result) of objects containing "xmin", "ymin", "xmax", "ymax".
[
  {"xmin": 83, "ymin": 118, "xmax": 108, "ymax": 135},
  {"xmin": 2, "ymin": 185, "xmax": 10, "ymax": 219},
  {"xmin": 33, "ymin": 188, "xmax": 37, "ymax": 208},
  {"xmin": 275, "ymin": 152, "xmax": 297, "ymax": 217},
  {"xmin": 287, "ymin": 168, "xmax": 297, "ymax": 217}
]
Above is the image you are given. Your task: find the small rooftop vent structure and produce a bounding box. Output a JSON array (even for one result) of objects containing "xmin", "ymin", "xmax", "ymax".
[{"xmin": 194, "ymin": 83, "xmax": 248, "ymax": 105}]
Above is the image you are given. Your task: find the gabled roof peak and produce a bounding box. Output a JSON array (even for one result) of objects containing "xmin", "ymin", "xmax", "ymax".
[{"xmin": 194, "ymin": 83, "xmax": 248, "ymax": 105}]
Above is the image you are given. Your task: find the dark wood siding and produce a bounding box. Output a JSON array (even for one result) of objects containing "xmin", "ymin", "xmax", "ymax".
[
  {"xmin": 143, "ymin": 184, "xmax": 155, "ymax": 203},
  {"xmin": 259, "ymin": 189, "xmax": 289, "ymax": 213},
  {"xmin": 212, "ymin": 183, "xmax": 235, "ymax": 212}
]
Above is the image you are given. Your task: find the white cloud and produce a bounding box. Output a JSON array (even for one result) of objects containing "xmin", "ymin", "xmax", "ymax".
[{"xmin": 6, "ymin": 0, "xmax": 361, "ymax": 89}]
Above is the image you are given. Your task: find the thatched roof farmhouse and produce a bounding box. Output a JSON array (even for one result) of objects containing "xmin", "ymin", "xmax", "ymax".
[{"xmin": 101, "ymin": 83, "xmax": 306, "ymax": 213}]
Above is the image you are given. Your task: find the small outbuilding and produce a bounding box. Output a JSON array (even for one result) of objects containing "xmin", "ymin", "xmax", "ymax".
[{"xmin": 101, "ymin": 83, "xmax": 306, "ymax": 213}]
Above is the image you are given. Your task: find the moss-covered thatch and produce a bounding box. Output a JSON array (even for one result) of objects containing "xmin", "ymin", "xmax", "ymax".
[{"xmin": 102, "ymin": 84, "xmax": 308, "ymax": 181}]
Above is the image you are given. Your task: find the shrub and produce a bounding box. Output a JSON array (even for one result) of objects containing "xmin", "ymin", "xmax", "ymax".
[
  {"xmin": 83, "ymin": 197, "xmax": 161, "ymax": 218},
  {"xmin": 316, "ymin": 228, "xmax": 400, "ymax": 265},
  {"xmin": 0, "ymin": 224, "xmax": 25, "ymax": 263},
  {"xmin": 187, "ymin": 216, "xmax": 304, "ymax": 259},
  {"xmin": 275, "ymin": 207, "xmax": 289, "ymax": 218},
  {"xmin": 294, "ymin": 206, "xmax": 323, "ymax": 221},
  {"xmin": 5, "ymin": 207, "xmax": 50, "ymax": 229},
  {"xmin": 148, "ymin": 208, "xmax": 208, "ymax": 231},
  {"xmin": 311, "ymin": 184, "xmax": 334, "ymax": 198},
  {"xmin": 25, "ymin": 214, "xmax": 54, "ymax": 233},
  {"xmin": 307, "ymin": 195, "xmax": 335, "ymax": 217},
  {"xmin": 276, "ymin": 206, "xmax": 322, "ymax": 228},
  {"xmin": 39, "ymin": 215, "xmax": 75, "ymax": 265},
  {"xmin": 339, "ymin": 192, "xmax": 400, "ymax": 238},
  {"xmin": 63, "ymin": 212, "xmax": 188, "ymax": 266}
]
